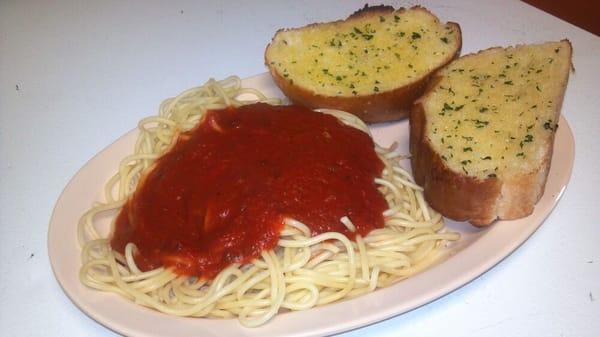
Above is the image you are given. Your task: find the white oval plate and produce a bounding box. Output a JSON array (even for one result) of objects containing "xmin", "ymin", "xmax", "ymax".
[{"xmin": 48, "ymin": 73, "xmax": 575, "ymax": 337}]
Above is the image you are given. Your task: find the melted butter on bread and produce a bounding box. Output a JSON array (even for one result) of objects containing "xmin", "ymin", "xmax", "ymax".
[
  {"xmin": 422, "ymin": 41, "xmax": 572, "ymax": 180},
  {"xmin": 265, "ymin": 7, "xmax": 460, "ymax": 97}
]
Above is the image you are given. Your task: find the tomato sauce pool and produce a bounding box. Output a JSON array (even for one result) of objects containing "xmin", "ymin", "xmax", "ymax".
[{"xmin": 111, "ymin": 103, "xmax": 388, "ymax": 279}]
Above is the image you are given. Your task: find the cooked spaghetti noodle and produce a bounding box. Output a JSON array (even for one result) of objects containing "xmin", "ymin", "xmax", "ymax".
[{"xmin": 78, "ymin": 76, "xmax": 459, "ymax": 327}]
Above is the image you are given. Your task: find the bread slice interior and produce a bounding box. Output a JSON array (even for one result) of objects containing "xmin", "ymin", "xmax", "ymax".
[
  {"xmin": 265, "ymin": 5, "xmax": 461, "ymax": 122},
  {"xmin": 412, "ymin": 40, "xmax": 572, "ymax": 225}
]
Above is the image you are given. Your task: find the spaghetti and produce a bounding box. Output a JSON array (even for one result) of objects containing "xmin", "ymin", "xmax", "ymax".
[{"xmin": 78, "ymin": 76, "xmax": 459, "ymax": 327}]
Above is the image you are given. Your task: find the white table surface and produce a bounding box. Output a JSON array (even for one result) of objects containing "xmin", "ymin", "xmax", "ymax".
[{"xmin": 1, "ymin": 0, "xmax": 599, "ymax": 336}]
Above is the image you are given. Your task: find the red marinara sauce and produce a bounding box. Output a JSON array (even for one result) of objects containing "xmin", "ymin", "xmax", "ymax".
[{"xmin": 111, "ymin": 103, "xmax": 387, "ymax": 279}]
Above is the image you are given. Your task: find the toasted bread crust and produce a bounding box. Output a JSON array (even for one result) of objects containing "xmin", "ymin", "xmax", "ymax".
[
  {"xmin": 410, "ymin": 40, "xmax": 572, "ymax": 226},
  {"xmin": 268, "ymin": 58, "xmax": 452, "ymax": 123},
  {"xmin": 265, "ymin": 6, "xmax": 462, "ymax": 123},
  {"xmin": 410, "ymin": 102, "xmax": 501, "ymax": 226},
  {"xmin": 347, "ymin": 4, "xmax": 395, "ymax": 19}
]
